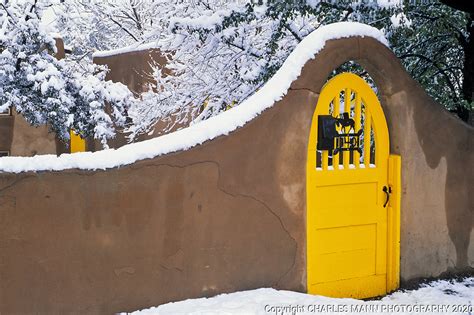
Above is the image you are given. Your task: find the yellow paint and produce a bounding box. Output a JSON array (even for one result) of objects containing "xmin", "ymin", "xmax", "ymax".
[
  {"xmin": 307, "ymin": 73, "xmax": 400, "ymax": 299},
  {"xmin": 202, "ymin": 98, "xmax": 235, "ymax": 111},
  {"xmin": 226, "ymin": 100, "xmax": 237, "ymax": 111},
  {"xmin": 70, "ymin": 130, "xmax": 86, "ymax": 153},
  {"xmin": 387, "ymin": 154, "xmax": 401, "ymax": 292}
]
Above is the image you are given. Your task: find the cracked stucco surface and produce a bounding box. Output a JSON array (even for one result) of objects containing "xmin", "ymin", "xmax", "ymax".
[{"xmin": 0, "ymin": 88, "xmax": 315, "ymax": 314}]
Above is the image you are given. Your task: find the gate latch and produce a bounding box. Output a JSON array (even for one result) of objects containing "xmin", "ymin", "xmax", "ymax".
[{"xmin": 383, "ymin": 186, "xmax": 392, "ymax": 208}]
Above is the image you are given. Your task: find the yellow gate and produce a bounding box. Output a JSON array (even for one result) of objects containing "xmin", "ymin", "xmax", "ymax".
[{"xmin": 307, "ymin": 73, "xmax": 401, "ymax": 299}]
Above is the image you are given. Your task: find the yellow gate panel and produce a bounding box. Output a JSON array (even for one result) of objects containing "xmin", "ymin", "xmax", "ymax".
[
  {"xmin": 310, "ymin": 275, "xmax": 386, "ymax": 299},
  {"xmin": 314, "ymin": 224, "xmax": 376, "ymax": 256},
  {"xmin": 313, "ymin": 183, "xmax": 378, "ymax": 229},
  {"xmin": 70, "ymin": 130, "xmax": 86, "ymax": 153},
  {"xmin": 387, "ymin": 154, "xmax": 401, "ymax": 292},
  {"xmin": 313, "ymin": 224, "xmax": 377, "ymax": 282},
  {"xmin": 307, "ymin": 73, "xmax": 400, "ymax": 299}
]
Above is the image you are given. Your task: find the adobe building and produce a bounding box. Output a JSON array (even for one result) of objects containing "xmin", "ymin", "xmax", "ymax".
[
  {"xmin": 0, "ymin": 39, "xmax": 176, "ymax": 156},
  {"xmin": 0, "ymin": 107, "xmax": 13, "ymax": 157},
  {"xmin": 0, "ymin": 24, "xmax": 473, "ymax": 314},
  {"xmin": 92, "ymin": 45, "xmax": 173, "ymax": 149},
  {"xmin": 92, "ymin": 45, "xmax": 196, "ymax": 150},
  {"xmin": 0, "ymin": 37, "xmax": 65, "ymax": 157}
]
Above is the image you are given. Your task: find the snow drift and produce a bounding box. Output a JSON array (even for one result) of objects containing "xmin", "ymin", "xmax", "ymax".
[{"xmin": 123, "ymin": 278, "xmax": 474, "ymax": 315}]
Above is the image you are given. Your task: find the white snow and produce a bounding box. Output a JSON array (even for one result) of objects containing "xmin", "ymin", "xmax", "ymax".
[
  {"xmin": 92, "ymin": 42, "xmax": 160, "ymax": 58},
  {"xmin": 41, "ymin": 8, "xmax": 57, "ymax": 28},
  {"xmin": 390, "ymin": 13, "xmax": 412, "ymax": 28},
  {"xmin": 169, "ymin": 6, "xmax": 246, "ymax": 31},
  {"xmin": 124, "ymin": 278, "xmax": 474, "ymax": 315},
  {"xmin": 0, "ymin": 22, "xmax": 389, "ymax": 174},
  {"xmin": 376, "ymin": 0, "xmax": 403, "ymax": 8}
]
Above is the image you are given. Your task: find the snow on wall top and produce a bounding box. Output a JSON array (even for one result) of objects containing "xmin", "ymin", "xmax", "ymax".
[
  {"xmin": 0, "ymin": 22, "xmax": 388, "ymax": 174},
  {"xmin": 92, "ymin": 42, "xmax": 160, "ymax": 58}
]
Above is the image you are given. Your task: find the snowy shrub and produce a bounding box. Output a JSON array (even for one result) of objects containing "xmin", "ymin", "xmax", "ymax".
[{"xmin": 0, "ymin": 0, "xmax": 135, "ymax": 148}]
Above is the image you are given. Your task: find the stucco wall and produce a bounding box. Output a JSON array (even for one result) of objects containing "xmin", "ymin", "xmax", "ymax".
[
  {"xmin": 93, "ymin": 49, "xmax": 190, "ymax": 149},
  {"xmin": 0, "ymin": 114, "xmax": 13, "ymax": 154},
  {"xmin": 0, "ymin": 38, "xmax": 66, "ymax": 157},
  {"xmin": 9, "ymin": 111, "xmax": 57, "ymax": 156},
  {"xmin": 0, "ymin": 37, "xmax": 472, "ymax": 314},
  {"xmin": 93, "ymin": 49, "xmax": 166, "ymax": 95}
]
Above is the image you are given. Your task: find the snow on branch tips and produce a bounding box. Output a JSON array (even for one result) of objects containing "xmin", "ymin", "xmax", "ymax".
[
  {"xmin": 118, "ymin": 0, "xmax": 402, "ymax": 139},
  {"xmin": 0, "ymin": 0, "xmax": 135, "ymax": 148}
]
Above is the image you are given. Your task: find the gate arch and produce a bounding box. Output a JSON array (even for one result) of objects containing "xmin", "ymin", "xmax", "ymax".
[{"xmin": 307, "ymin": 72, "xmax": 401, "ymax": 299}]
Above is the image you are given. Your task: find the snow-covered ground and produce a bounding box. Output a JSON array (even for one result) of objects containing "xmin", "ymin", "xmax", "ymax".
[{"xmin": 123, "ymin": 278, "xmax": 474, "ymax": 315}]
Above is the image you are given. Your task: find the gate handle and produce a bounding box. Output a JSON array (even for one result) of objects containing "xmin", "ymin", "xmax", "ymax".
[{"xmin": 383, "ymin": 186, "xmax": 392, "ymax": 208}]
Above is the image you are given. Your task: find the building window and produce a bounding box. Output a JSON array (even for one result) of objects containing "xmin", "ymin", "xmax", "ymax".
[
  {"xmin": 0, "ymin": 151, "xmax": 9, "ymax": 157},
  {"xmin": 0, "ymin": 107, "xmax": 11, "ymax": 116}
]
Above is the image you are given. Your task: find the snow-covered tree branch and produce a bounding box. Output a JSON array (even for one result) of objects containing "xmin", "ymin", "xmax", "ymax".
[
  {"xmin": 0, "ymin": 0, "xmax": 135, "ymax": 147},
  {"xmin": 2, "ymin": 0, "xmax": 471, "ymax": 146},
  {"xmin": 122, "ymin": 0, "xmax": 401, "ymax": 139},
  {"xmin": 55, "ymin": 0, "xmax": 161, "ymax": 55}
]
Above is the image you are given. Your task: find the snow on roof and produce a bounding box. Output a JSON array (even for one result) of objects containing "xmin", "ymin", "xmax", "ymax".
[
  {"xmin": 92, "ymin": 42, "xmax": 160, "ymax": 58},
  {"xmin": 0, "ymin": 22, "xmax": 388, "ymax": 174}
]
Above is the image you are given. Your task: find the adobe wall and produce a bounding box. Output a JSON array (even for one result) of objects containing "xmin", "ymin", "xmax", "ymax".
[
  {"xmin": 93, "ymin": 49, "xmax": 166, "ymax": 95},
  {"xmin": 0, "ymin": 114, "xmax": 13, "ymax": 154},
  {"xmin": 9, "ymin": 111, "xmax": 57, "ymax": 156},
  {"xmin": 0, "ymin": 38, "xmax": 66, "ymax": 157},
  {"xmin": 93, "ymin": 49, "xmax": 188, "ymax": 150},
  {"xmin": 0, "ymin": 37, "xmax": 472, "ymax": 314}
]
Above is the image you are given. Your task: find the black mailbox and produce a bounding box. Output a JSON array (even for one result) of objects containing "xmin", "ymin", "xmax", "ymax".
[
  {"xmin": 317, "ymin": 115, "xmax": 338, "ymax": 151},
  {"xmin": 317, "ymin": 113, "xmax": 362, "ymax": 155}
]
